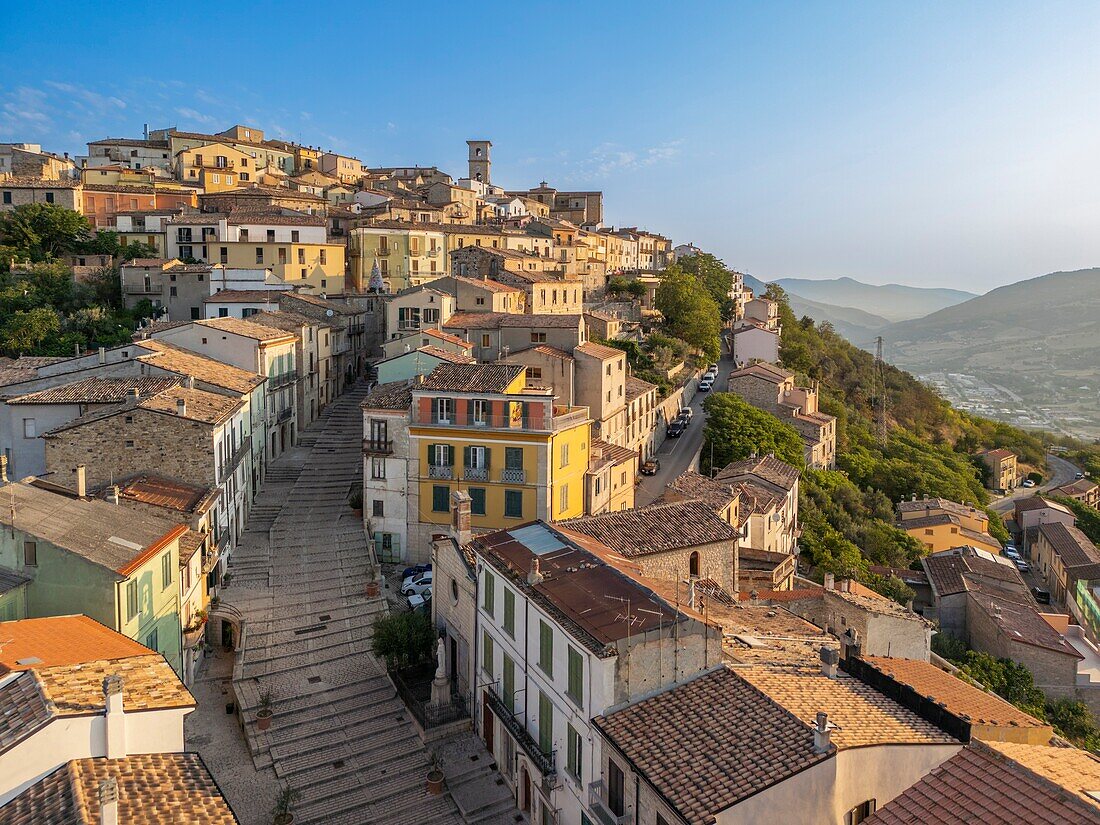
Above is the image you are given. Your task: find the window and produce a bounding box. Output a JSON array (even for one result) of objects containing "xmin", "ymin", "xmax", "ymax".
[
  {"xmin": 481, "ymin": 333, "xmax": 491, "ymax": 348},
  {"xmin": 126, "ymin": 580, "xmax": 139, "ymax": 621},
  {"xmin": 240, "ymin": 228, "xmax": 249, "ymax": 241},
  {"xmin": 219, "ymin": 247, "xmax": 228, "ymax": 263},
  {"xmin": 266, "ymin": 229, "xmax": 276, "ymax": 242},
  {"xmin": 689, "ymin": 551, "xmax": 700, "ymax": 578},
  {"xmin": 559, "ymin": 484, "xmax": 569, "ymax": 512},
  {"xmin": 471, "ymin": 398, "xmax": 488, "ymax": 425},
  {"xmin": 465, "ymin": 445, "xmax": 488, "ymax": 470},
  {"xmin": 566, "ymin": 725, "xmax": 582, "ymax": 780},
  {"xmin": 161, "ymin": 552, "xmax": 173, "ymax": 589},
  {"xmin": 372, "ymin": 500, "xmax": 384, "ymax": 517},
  {"xmin": 145, "ymin": 628, "xmax": 158, "ymax": 652},
  {"xmin": 432, "ymin": 485, "xmax": 450, "ymax": 512},
  {"xmin": 482, "ymin": 629, "xmax": 494, "ymax": 675},
  {"xmin": 22, "ymin": 418, "xmax": 35, "ymax": 438},
  {"xmin": 291, "ymin": 230, "xmax": 300, "ymax": 243},
  {"xmin": 470, "ymin": 487, "xmax": 486, "ymax": 515},
  {"xmin": 504, "ymin": 588, "xmax": 515, "ymax": 637},
  {"xmin": 846, "ymin": 800, "xmax": 877, "ymax": 825},
  {"xmin": 219, "ymin": 308, "xmax": 229, "ymax": 317},
  {"xmin": 319, "ymin": 249, "xmax": 327, "ymax": 265},
  {"xmin": 434, "ymin": 397, "xmax": 454, "ymax": 423},
  {"xmin": 169, "ymin": 286, "xmax": 178, "ymax": 298},
  {"xmin": 23, "ymin": 541, "xmax": 37, "ymax": 566},
  {"xmin": 538, "ymin": 690, "xmax": 553, "ymax": 755},
  {"xmin": 45, "ymin": 192, "xmax": 54, "ymax": 204},
  {"xmin": 567, "ymin": 646, "xmax": 583, "ymax": 705},
  {"xmin": 505, "ymin": 489, "xmax": 523, "ymax": 519},
  {"xmin": 503, "ymin": 654, "xmax": 515, "ymax": 713},
  {"xmin": 539, "ymin": 620, "xmax": 553, "ymax": 676},
  {"xmin": 527, "ymin": 367, "xmax": 543, "ymax": 380},
  {"xmin": 483, "ymin": 569, "xmax": 495, "ymax": 613},
  {"xmin": 255, "ymin": 247, "xmax": 264, "ymax": 264},
  {"xmin": 371, "ymin": 457, "xmax": 386, "ymax": 479},
  {"xmin": 530, "ymin": 332, "xmax": 547, "ymax": 343},
  {"xmin": 2, "ymin": 192, "xmax": 10, "ymax": 204},
  {"xmin": 608, "ymin": 759, "xmax": 625, "ymax": 816},
  {"xmin": 560, "ymin": 443, "xmax": 569, "ymax": 468}
]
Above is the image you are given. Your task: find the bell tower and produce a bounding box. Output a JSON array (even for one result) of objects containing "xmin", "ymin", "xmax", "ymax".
[{"xmin": 467, "ymin": 140, "xmax": 492, "ymax": 185}]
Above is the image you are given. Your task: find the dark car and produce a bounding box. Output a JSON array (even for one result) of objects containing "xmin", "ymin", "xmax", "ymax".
[
  {"xmin": 667, "ymin": 420, "xmax": 686, "ymax": 438},
  {"xmin": 1031, "ymin": 587, "xmax": 1051, "ymax": 604},
  {"xmin": 400, "ymin": 563, "xmax": 431, "ymax": 581},
  {"xmin": 641, "ymin": 458, "xmax": 661, "ymax": 476}
]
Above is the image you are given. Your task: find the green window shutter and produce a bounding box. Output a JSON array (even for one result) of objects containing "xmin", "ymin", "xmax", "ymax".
[
  {"xmin": 463, "ymin": 446, "xmax": 471, "ymax": 467},
  {"xmin": 538, "ymin": 691, "xmax": 553, "ymax": 755},
  {"xmin": 567, "ymin": 646, "xmax": 583, "ymax": 705},
  {"xmin": 470, "ymin": 487, "xmax": 486, "ymax": 515},
  {"xmin": 539, "ymin": 621, "xmax": 553, "ymax": 676},
  {"xmin": 482, "ymin": 629, "xmax": 493, "ymax": 674},
  {"xmin": 427, "ymin": 443, "xmax": 438, "ymax": 466},
  {"xmin": 447, "ymin": 444, "xmax": 455, "ymax": 466},
  {"xmin": 503, "ymin": 654, "xmax": 515, "ymax": 713},
  {"xmin": 567, "ymin": 724, "xmax": 581, "ymax": 778},
  {"xmin": 484, "ymin": 570, "xmax": 495, "ymax": 613},
  {"xmin": 504, "ymin": 588, "xmax": 515, "ymax": 637},
  {"xmin": 484, "ymin": 447, "xmax": 491, "ymax": 469}
]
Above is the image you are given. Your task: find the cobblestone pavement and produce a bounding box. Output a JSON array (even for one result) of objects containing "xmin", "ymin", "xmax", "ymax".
[{"xmin": 206, "ymin": 383, "xmax": 463, "ymax": 825}]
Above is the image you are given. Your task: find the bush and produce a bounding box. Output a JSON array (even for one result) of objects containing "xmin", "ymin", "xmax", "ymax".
[
  {"xmin": 701, "ymin": 392, "xmax": 806, "ymax": 472},
  {"xmin": 370, "ymin": 611, "xmax": 435, "ymax": 670}
]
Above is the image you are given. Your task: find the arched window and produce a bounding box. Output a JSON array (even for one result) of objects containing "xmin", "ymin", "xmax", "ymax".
[{"xmin": 689, "ymin": 552, "xmax": 700, "ymax": 578}]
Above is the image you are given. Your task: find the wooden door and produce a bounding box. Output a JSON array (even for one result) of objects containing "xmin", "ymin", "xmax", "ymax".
[{"xmin": 482, "ymin": 691, "xmax": 494, "ymax": 753}]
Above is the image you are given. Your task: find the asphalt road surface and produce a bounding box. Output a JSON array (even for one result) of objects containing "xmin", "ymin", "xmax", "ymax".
[{"xmin": 988, "ymin": 453, "xmax": 1081, "ymax": 514}]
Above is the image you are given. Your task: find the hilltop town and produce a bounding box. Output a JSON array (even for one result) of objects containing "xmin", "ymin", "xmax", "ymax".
[{"xmin": 2, "ymin": 129, "xmax": 1100, "ymax": 825}]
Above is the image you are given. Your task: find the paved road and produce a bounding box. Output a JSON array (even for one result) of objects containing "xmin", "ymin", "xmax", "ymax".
[
  {"xmin": 989, "ymin": 453, "xmax": 1081, "ymax": 514},
  {"xmin": 636, "ymin": 349, "xmax": 736, "ymax": 506}
]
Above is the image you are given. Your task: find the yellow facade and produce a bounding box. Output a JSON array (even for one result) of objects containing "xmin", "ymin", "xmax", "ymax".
[
  {"xmin": 213, "ymin": 241, "xmax": 345, "ymax": 292},
  {"xmin": 176, "ymin": 142, "xmax": 255, "ymax": 192},
  {"xmin": 903, "ymin": 521, "xmax": 1002, "ymax": 555},
  {"xmin": 350, "ymin": 226, "xmax": 446, "ymax": 291}
]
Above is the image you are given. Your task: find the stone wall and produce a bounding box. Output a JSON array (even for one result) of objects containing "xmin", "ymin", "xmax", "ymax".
[{"xmin": 631, "ymin": 539, "xmax": 738, "ymax": 593}]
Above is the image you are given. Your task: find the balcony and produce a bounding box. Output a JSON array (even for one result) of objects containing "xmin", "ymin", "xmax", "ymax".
[
  {"xmin": 397, "ymin": 321, "xmax": 421, "ymax": 331},
  {"xmin": 123, "ymin": 283, "xmax": 163, "ymax": 295},
  {"xmin": 377, "ymin": 247, "xmax": 391, "ymax": 256},
  {"xmin": 269, "ymin": 370, "xmax": 298, "ymax": 389},
  {"xmin": 277, "ymin": 406, "xmax": 293, "ymax": 423},
  {"xmin": 427, "ymin": 248, "xmax": 440, "ymax": 257},
  {"xmin": 588, "ymin": 781, "xmax": 627, "ymax": 825},
  {"xmin": 500, "ymin": 467, "xmax": 525, "ymax": 484},
  {"xmin": 363, "ymin": 438, "xmax": 394, "ymax": 455},
  {"xmin": 412, "ymin": 406, "xmax": 589, "ymax": 434},
  {"xmin": 349, "ymin": 323, "xmax": 365, "ymax": 335},
  {"xmin": 485, "ymin": 685, "xmax": 555, "ymax": 779},
  {"xmin": 463, "ymin": 466, "xmax": 488, "ymax": 482},
  {"xmin": 428, "ymin": 464, "xmax": 453, "ymax": 480}
]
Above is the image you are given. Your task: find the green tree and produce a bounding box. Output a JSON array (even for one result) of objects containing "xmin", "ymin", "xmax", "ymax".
[
  {"xmin": 677, "ymin": 252, "xmax": 736, "ymax": 319},
  {"xmin": 701, "ymin": 392, "xmax": 806, "ymax": 472},
  {"xmin": 0, "ymin": 203, "xmax": 91, "ymax": 261},
  {"xmin": 625, "ymin": 279, "xmax": 646, "ymax": 298},
  {"xmin": 655, "ymin": 266, "xmax": 721, "ymax": 360},
  {"xmin": 0, "ymin": 307, "xmax": 61, "ymax": 356},
  {"xmin": 607, "ymin": 276, "xmax": 630, "ymax": 296},
  {"xmin": 370, "ymin": 611, "xmax": 435, "ymax": 670}
]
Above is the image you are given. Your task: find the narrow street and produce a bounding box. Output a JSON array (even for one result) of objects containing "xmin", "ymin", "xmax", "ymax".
[
  {"xmin": 989, "ymin": 453, "xmax": 1081, "ymax": 514},
  {"xmin": 192, "ymin": 383, "xmax": 463, "ymax": 825}
]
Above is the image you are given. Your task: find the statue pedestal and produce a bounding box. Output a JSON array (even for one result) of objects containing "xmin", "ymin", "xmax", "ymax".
[{"xmin": 430, "ymin": 674, "xmax": 451, "ymax": 707}]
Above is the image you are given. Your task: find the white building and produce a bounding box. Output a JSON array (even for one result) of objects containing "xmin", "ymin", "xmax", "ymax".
[{"xmin": 730, "ymin": 321, "xmax": 780, "ymax": 366}]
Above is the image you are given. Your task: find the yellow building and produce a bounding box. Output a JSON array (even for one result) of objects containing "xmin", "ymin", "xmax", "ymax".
[
  {"xmin": 411, "ymin": 363, "xmax": 590, "ymax": 532},
  {"xmin": 976, "ymin": 448, "xmax": 1019, "ymax": 492},
  {"xmin": 349, "ymin": 222, "xmax": 447, "ymax": 291},
  {"xmin": 175, "ymin": 142, "xmax": 255, "ymax": 192},
  {"xmin": 896, "ymin": 497, "xmax": 1002, "ymax": 554}
]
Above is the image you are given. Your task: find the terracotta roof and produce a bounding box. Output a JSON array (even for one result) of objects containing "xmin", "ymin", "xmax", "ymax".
[
  {"xmin": 122, "ymin": 258, "xmax": 176, "ymax": 268},
  {"xmin": 897, "ymin": 497, "xmax": 988, "ymax": 520},
  {"xmin": 900, "ymin": 512, "xmax": 998, "ymax": 545},
  {"xmin": 517, "ymin": 344, "xmax": 573, "ymax": 361},
  {"xmin": 416, "ymin": 346, "xmax": 476, "ymax": 364},
  {"xmin": 1, "ymin": 753, "xmax": 237, "ymax": 824},
  {"xmin": 716, "ymin": 454, "xmax": 800, "ymax": 491},
  {"xmin": 0, "ymin": 176, "xmax": 81, "ymax": 189},
  {"xmin": 1015, "ymin": 495, "xmax": 1073, "ymax": 515},
  {"xmin": 204, "ymin": 183, "xmax": 325, "ymax": 202},
  {"xmin": 967, "ymin": 590, "xmax": 1082, "ymax": 658},
  {"xmin": 592, "ymin": 668, "xmax": 829, "ymax": 825},
  {"xmin": 279, "ymin": 292, "xmax": 363, "ymax": 316},
  {"xmin": 739, "ymin": 665, "xmax": 959, "ymax": 749},
  {"xmin": 728, "ymin": 362, "xmax": 793, "ymax": 383},
  {"xmin": 562, "ymin": 500, "xmax": 738, "ymax": 558},
  {"xmin": 6, "ymin": 376, "xmax": 179, "ymax": 405},
  {"xmin": 134, "ymin": 340, "xmax": 264, "ymax": 394},
  {"xmin": 112, "ymin": 475, "xmax": 215, "ymax": 514},
  {"xmin": 137, "ymin": 385, "xmax": 243, "ymax": 425},
  {"xmin": 360, "ymin": 380, "xmax": 413, "ymax": 411},
  {"xmin": 574, "ymin": 341, "xmax": 624, "ymax": 360},
  {"xmin": 665, "ymin": 471, "xmax": 739, "ymax": 513},
  {"xmin": 33, "ymin": 654, "xmax": 194, "ymax": 717},
  {"xmin": 625, "ymin": 375, "xmax": 658, "ymax": 401},
  {"xmin": 923, "ymin": 548, "xmax": 1028, "ymax": 598},
  {"xmin": 196, "ymin": 316, "xmax": 297, "ymax": 343},
  {"xmin": 420, "ymin": 328, "xmax": 473, "ymax": 349},
  {"xmin": 731, "ymin": 479, "xmax": 783, "ymax": 517},
  {"xmin": 0, "ymin": 482, "xmax": 187, "ymax": 576},
  {"xmin": 1039, "ymin": 521, "xmax": 1100, "ymax": 568},
  {"xmin": 0, "ymin": 671, "xmax": 51, "ymax": 754},
  {"xmin": 0, "ymin": 615, "xmax": 153, "ymax": 673},
  {"xmin": 444, "ymin": 311, "xmax": 584, "ymax": 330},
  {"xmin": 861, "ymin": 656, "xmax": 1050, "ymax": 731},
  {"xmin": 866, "ymin": 742, "xmax": 1100, "ymax": 824},
  {"xmin": 977, "ymin": 447, "xmax": 1016, "ymax": 461},
  {"xmin": 418, "ymin": 363, "xmax": 524, "ymax": 393},
  {"xmin": 1052, "ymin": 478, "xmax": 1099, "ymax": 496},
  {"xmin": 451, "ymin": 275, "xmax": 521, "ymax": 293},
  {"xmin": 591, "ymin": 439, "xmax": 637, "ymax": 466}
]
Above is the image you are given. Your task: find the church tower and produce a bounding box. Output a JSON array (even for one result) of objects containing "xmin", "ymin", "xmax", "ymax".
[{"xmin": 467, "ymin": 140, "xmax": 492, "ymax": 185}]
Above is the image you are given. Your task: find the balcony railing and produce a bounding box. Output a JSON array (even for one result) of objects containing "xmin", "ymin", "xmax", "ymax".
[
  {"xmin": 363, "ymin": 438, "xmax": 394, "ymax": 455},
  {"xmin": 500, "ymin": 467, "xmax": 525, "ymax": 484},
  {"xmin": 428, "ymin": 464, "xmax": 453, "ymax": 479},
  {"xmin": 398, "ymin": 321, "xmax": 421, "ymax": 331},
  {"xmin": 588, "ymin": 781, "xmax": 627, "ymax": 825},
  {"xmin": 485, "ymin": 685, "xmax": 555, "ymax": 779},
  {"xmin": 269, "ymin": 370, "xmax": 298, "ymax": 389},
  {"xmin": 349, "ymin": 323, "xmax": 365, "ymax": 335},
  {"xmin": 413, "ymin": 406, "xmax": 589, "ymax": 434},
  {"xmin": 124, "ymin": 283, "xmax": 163, "ymax": 294},
  {"xmin": 277, "ymin": 406, "xmax": 293, "ymax": 423},
  {"xmin": 376, "ymin": 247, "xmax": 391, "ymax": 256},
  {"xmin": 463, "ymin": 466, "xmax": 488, "ymax": 481}
]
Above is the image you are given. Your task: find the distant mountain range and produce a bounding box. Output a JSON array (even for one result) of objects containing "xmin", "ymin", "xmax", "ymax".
[{"xmin": 773, "ymin": 277, "xmax": 977, "ymax": 323}]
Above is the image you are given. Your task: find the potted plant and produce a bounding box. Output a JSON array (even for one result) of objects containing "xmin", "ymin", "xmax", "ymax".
[
  {"xmin": 349, "ymin": 487, "xmax": 364, "ymax": 518},
  {"xmin": 272, "ymin": 784, "xmax": 299, "ymax": 825},
  {"xmin": 183, "ymin": 609, "xmax": 208, "ymax": 648},
  {"xmin": 256, "ymin": 687, "xmax": 274, "ymax": 732},
  {"xmin": 426, "ymin": 754, "xmax": 444, "ymax": 796}
]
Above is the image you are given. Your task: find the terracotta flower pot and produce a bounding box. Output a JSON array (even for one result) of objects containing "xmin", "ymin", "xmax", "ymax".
[
  {"xmin": 426, "ymin": 769, "xmax": 444, "ymax": 796},
  {"xmin": 273, "ymin": 815, "xmax": 293, "ymax": 825},
  {"xmin": 257, "ymin": 708, "xmax": 273, "ymax": 731},
  {"xmin": 365, "ymin": 581, "xmax": 380, "ymax": 597}
]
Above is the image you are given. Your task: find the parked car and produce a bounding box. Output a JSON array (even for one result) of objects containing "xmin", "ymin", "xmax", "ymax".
[
  {"xmin": 678, "ymin": 407, "xmax": 693, "ymax": 422},
  {"xmin": 1076, "ymin": 471, "xmax": 1085, "ymax": 480},
  {"xmin": 1004, "ymin": 549, "xmax": 1021, "ymax": 561},
  {"xmin": 400, "ymin": 563, "xmax": 431, "ymax": 581},
  {"xmin": 408, "ymin": 590, "xmax": 432, "ymax": 612},
  {"xmin": 1022, "ymin": 479, "xmax": 1036, "ymax": 488},
  {"xmin": 401, "ymin": 570, "xmax": 433, "ymax": 596},
  {"xmin": 641, "ymin": 458, "xmax": 661, "ymax": 476},
  {"xmin": 1031, "ymin": 587, "xmax": 1051, "ymax": 605},
  {"xmin": 698, "ymin": 378, "xmax": 713, "ymax": 392},
  {"xmin": 1014, "ymin": 559, "xmax": 1031, "ymax": 573},
  {"xmin": 667, "ymin": 420, "xmax": 687, "ymax": 438}
]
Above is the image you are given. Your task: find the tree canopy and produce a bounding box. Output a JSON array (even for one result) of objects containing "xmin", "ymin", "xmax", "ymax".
[
  {"xmin": 701, "ymin": 392, "xmax": 806, "ymax": 472},
  {"xmin": 654, "ymin": 265, "xmax": 721, "ymax": 360}
]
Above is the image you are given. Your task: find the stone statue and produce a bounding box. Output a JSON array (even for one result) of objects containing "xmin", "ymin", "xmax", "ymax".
[{"xmin": 435, "ymin": 637, "xmax": 446, "ymax": 680}]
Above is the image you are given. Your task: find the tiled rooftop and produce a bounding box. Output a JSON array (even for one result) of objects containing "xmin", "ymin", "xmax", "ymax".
[
  {"xmin": 134, "ymin": 339, "xmax": 264, "ymax": 394},
  {"xmin": 112, "ymin": 475, "xmax": 215, "ymax": 514},
  {"xmin": 665, "ymin": 470, "xmax": 739, "ymax": 513},
  {"xmin": 716, "ymin": 454, "xmax": 800, "ymax": 491},
  {"xmin": 592, "ymin": 667, "xmax": 829, "ymax": 825},
  {"xmin": 360, "ymin": 380, "xmax": 413, "ymax": 411},
  {"xmin": 196, "ymin": 316, "xmax": 297, "ymax": 342},
  {"xmin": 138, "ymin": 385, "xmax": 244, "ymax": 425},
  {"xmin": 1, "ymin": 753, "xmax": 237, "ymax": 824},
  {"xmin": 36, "ymin": 655, "xmax": 194, "ymax": 716},
  {"xmin": 897, "ymin": 497, "xmax": 988, "ymax": 520},
  {"xmin": 6, "ymin": 376, "xmax": 180, "ymax": 405},
  {"xmin": 728, "ymin": 362, "xmax": 793, "ymax": 383},
  {"xmin": 966, "ymin": 590, "xmax": 1082, "ymax": 659},
  {"xmin": 0, "ymin": 671, "xmax": 51, "ymax": 755},
  {"xmin": 923, "ymin": 548, "xmax": 1027, "ymax": 597},
  {"xmin": 444, "ymin": 311, "xmax": 584, "ymax": 329},
  {"xmin": 574, "ymin": 341, "xmax": 624, "ymax": 360},
  {"xmin": 417, "ymin": 363, "xmax": 524, "ymax": 393},
  {"xmin": 1039, "ymin": 521, "xmax": 1100, "ymax": 568},
  {"xmin": 562, "ymin": 499, "xmax": 738, "ymax": 557},
  {"xmin": 0, "ymin": 615, "xmax": 153, "ymax": 673}
]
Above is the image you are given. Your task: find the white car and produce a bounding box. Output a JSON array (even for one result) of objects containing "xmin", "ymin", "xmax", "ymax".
[
  {"xmin": 1022, "ymin": 479, "xmax": 1036, "ymax": 488},
  {"xmin": 401, "ymin": 570, "xmax": 433, "ymax": 596},
  {"xmin": 699, "ymin": 378, "xmax": 714, "ymax": 392},
  {"xmin": 408, "ymin": 591, "xmax": 431, "ymax": 611},
  {"xmin": 1015, "ymin": 559, "xmax": 1031, "ymax": 573}
]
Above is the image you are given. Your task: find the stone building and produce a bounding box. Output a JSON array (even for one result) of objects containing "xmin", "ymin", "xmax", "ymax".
[
  {"xmin": 976, "ymin": 447, "xmax": 1019, "ymax": 492},
  {"xmin": 0, "ymin": 176, "xmax": 82, "ymax": 211}
]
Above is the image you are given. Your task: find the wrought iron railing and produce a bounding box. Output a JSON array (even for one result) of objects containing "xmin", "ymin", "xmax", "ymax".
[
  {"xmin": 389, "ymin": 664, "xmax": 469, "ymax": 729},
  {"xmin": 500, "ymin": 467, "xmax": 525, "ymax": 484},
  {"xmin": 485, "ymin": 684, "xmax": 556, "ymax": 778},
  {"xmin": 463, "ymin": 466, "xmax": 488, "ymax": 481},
  {"xmin": 427, "ymin": 464, "xmax": 453, "ymax": 479}
]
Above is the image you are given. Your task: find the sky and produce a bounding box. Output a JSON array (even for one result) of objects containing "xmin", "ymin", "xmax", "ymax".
[{"xmin": 3, "ymin": 1, "xmax": 1100, "ymax": 293}]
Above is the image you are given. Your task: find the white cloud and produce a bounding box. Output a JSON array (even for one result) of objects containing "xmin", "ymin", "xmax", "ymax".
[
  {"xmin": 562, "ymin": 139, "xmax": 684, "ymax": 182},
  {"xmin": 175, "ymin": 107, "xmax": 218, "ymax": 126}
]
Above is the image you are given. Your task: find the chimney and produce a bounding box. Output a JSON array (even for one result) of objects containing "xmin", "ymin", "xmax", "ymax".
[
  {"xmin": 103, "ymin": 675, "xmax": 126, "ymax": 758},
  {"xmin": 184, "ymin": 375, "xmax": 195, "ymax": 389},
  {"xmin": 99, "ymin": 778, "xmax": 119, "ymax": 825},
  {"xmin": 126, "ymin": 388, "xmax": 140, "ymax": 402},
  {"xmin": 176, "ymin": 398, "xmax": 187, "ymax": 416},
  {"xmin": 75, "ymin": 465, "xmax": 87, "ymax": 497},
  {"xmin": 450, "ymin": 490, "xmax": 472, "ymax": 547},
  {"xmin": 823, "ymin": 572, "xmax": 835, "ymax": 591},
  {"xmin": 109, "ymin": 485, "xmax": 120, "ymax": 505},
  {"xmin": 813, "ymin": 712, "xmax": 832, "ymax": 754},
  {"xmin": 820, "ymin": 646, "xmax": 840, "ymax": 678},
  {"xmin": 528, "ymin": 557, "xmax": 544, "ymax": 586},
  {"xmin": 98, "ymin": 346, "xmax": 106, "ymax": 365},
  {"xmin": 841, "ymin": 628, "xmax": 862, "ymax": 662}
]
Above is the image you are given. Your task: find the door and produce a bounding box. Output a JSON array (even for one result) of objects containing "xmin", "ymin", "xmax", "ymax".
[
  {"xmin": 449, "ymin": 637, "xmax": 458, "ymax": 689},
  {"xmin": 482, "ymin": 691, "xmax": 494, "ymax": 753},
  {"xmin": 521, "ymin": 767, "xmax": 531, "ymax": 813}
]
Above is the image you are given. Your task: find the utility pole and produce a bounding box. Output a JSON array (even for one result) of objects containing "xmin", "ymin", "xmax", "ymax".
[{"xmin": 874, "ymin": 336, "xmax": 888, "ymax": 445}]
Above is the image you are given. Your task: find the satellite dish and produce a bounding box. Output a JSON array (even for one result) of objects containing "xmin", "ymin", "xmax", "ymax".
[{"xmin": 325, "ymin": 309, "xmax": 334, "ymax": 317}]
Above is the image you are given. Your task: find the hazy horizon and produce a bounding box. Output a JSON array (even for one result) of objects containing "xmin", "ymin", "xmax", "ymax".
[{"xmin": 4, "ymin": 2, "xmax": 1100, "ymax": 292}]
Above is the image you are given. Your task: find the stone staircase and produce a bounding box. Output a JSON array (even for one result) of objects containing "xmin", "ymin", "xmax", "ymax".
[{"xmin": 221, "ymin": 382, "xmax": 464, "ymax": 824}]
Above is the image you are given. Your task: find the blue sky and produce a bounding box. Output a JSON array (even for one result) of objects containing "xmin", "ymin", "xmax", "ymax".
[{"xmin": 4, "ymin": 1, "xmax": 1100, "ymax": 292}]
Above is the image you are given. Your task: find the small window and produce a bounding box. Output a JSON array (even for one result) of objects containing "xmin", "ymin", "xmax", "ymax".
[
  {"xmin": 23, "ymin": 541, "xmax": 37, "ymax": 567},
  {"xmin": 470, "ymin": 487, "xmax": 486, "ymax": 516},
  {"xmin": 482, "ymin": 629, "xmax": 494, "ymax": 675},
  {"xmin": 528, "ymin": 367, "xmax": 542, "ymax": 380},
  {"xmin": 372, "ymin": 500, "xmax": 384, "ymax": 517},
  {"xmin": 504, "ymin": 588, "xmax": 515, "ymax": 637},
  {"xmin": 689, "ymin": 551, "xmax": 700, "ymax": 578},
  {"xmin": 45, "ymin": 192, "xmax": 54, "ymax": 204},
  {"xmin": 22, "ymin": 418, "xmax": 35, "ymax": 438},
  {"xmin": 125, "ymin": 440, "xmax": 135, "ymax": 448},
  {"xmin": 505, "ymin": 489, "xmax": 523, "ymax": 519},
  {"xmin": 560, "ymin": 443, "xmax": 569, "ymax": 468},
  {"xmin": 566, "ymin": 724, "xmax": 582, "ymax": 781},
  {"xmin": 126, "ymin": 579, "xmax": 139, "ymax": 620},
  {"xmin": 2, "ymin": 192, "xmax": 11, "ymax": 204},
  {"xmin": 483, "ymin": 569, "xmax": 495, "ymax": 614},
  {"xmin": 559, "ymin": 484, "xmax": 569, "ymax": 513},
  {"xmin": 451, "ymin": 578, "xmax": 459, "ymax": 603},
  {"xmin": 432, "ymin": 485, "xmax": 449, "ymax": 512},
  {"xmin": 531, "ymin": 332, "xmax": 547, "ymax": 343},
  {"xmin": 846, "ymin": 800, "xmax": 877, "ymax": 825}
]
